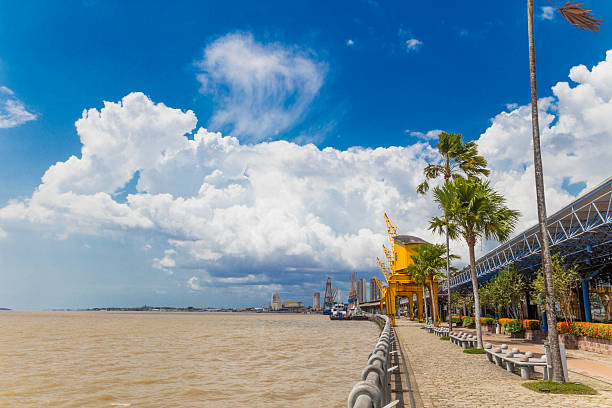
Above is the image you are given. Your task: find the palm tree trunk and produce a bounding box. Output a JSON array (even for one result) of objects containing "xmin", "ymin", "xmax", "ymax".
[
  {"xmin": 527, "ymin": 0, "xmax": 564, "ymax": 382},
  {"xmin": 422, "ymin": 285, "xmax": 429, "ymax": 323},
  {"xmin": 468, "ymin": 242, "xmax": 483, "ymax": 348},
  {"xmin": 428, "ymin": 273, "xmax": 438, "ymax": 325},
  {"xmin": 446, "ymin": 224, "xmax": 452, "ymax": 330}
]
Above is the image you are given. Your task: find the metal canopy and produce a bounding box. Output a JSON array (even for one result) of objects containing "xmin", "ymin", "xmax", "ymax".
[{"xmin": 449, "ymin": 176, "xmax": 612, "ymax": 289}]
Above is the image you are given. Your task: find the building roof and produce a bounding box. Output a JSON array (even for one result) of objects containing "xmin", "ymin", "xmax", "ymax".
[
  {"xmin": 393, "ymin": 235, "xmax": 429, "ymax": 245},
  {"xmin": 449, "ymin": 176, "xmax": 612, "ymax": 289}
]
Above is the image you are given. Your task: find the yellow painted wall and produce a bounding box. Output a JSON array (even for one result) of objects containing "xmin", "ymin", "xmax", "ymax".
[{"xmin": 392, "ymin": 242, "xmax": 421, "ymax": 272}]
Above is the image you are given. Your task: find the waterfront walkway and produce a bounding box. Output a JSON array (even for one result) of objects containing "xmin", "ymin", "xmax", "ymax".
[
  {"xmin": 447, "ymin": 324, "xmax": 612, "ymax": 385},
  {"xmin": 395, "ymin": 320, "xmax": 612, "ymax": 408}
]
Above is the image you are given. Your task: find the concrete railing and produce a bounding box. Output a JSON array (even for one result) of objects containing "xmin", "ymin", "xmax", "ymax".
[{"xmin": 347, "ymin": 314, "xmax": 399, "ymax": 408}]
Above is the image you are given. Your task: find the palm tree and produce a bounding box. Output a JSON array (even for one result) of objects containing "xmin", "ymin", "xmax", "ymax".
[
  {"xmin": 417, "ymin": 131, "xmax": 489, "ymax": 329},
  {"xmin": 408, "ymin": 243, "xmax": 459, "ymax": 325},
  {"xmin": 407, "ymin": 251, "xmax": 430, "ymax": 323},
  {"xmin": 526, "ymin": 0, "xmax": 602, "ymax": 382},
  {"xmin": 430, "ymin": 177, "xmax": 520, "ymax": 348}
]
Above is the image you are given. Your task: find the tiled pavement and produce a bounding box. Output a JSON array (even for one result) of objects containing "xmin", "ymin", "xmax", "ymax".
[
  {"xmin": 445, "ymin": 325, "xmax": 612, "ymax": 385},
  {"xmin": 395, "ymin": 320, "xmax": 612, "ymax": 408}
]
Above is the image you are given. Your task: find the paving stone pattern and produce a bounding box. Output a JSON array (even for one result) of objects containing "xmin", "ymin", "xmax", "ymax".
[{"xmin": 395, "ymin": 320, "xmax": 612, "ymax": 408}]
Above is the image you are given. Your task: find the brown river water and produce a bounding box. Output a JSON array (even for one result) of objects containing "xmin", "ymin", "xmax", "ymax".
[{"xmin": 0, "ymin": 311, "xmax": 379, "ymax": 407}]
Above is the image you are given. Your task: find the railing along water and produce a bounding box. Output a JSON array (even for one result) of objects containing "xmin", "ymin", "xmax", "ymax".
[{"xmin": 347, "ymin": 314, "xmax": 399, "ymax": 408}]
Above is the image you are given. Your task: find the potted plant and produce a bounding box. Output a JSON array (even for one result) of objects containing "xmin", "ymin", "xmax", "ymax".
[{"xmin": 503, "ymin": 320, "xmax": 524, "ymax": 338}]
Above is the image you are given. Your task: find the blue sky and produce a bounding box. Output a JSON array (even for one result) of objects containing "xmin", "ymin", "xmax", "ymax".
[{"xmin": 1, "ymin": 0, "xmax": 611, "ymax": 309}]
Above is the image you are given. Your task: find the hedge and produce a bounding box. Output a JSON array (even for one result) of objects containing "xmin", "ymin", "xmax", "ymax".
[
  {"xmin": 557, "ymin": 321, "xmax": 612, "ymax": 340},
  {"xmin": 452, "ymin": 315, "xmax": 494, "ymax": 325},
  {"xmin": 522, "ymin": 320, "xmax": 540, "ymax": 330},
  {"xmin": 462, "ymin": 316, "xmax": 475, "ymax": 327},
  {"xmin": 498, "ymin": 318, "xmax": 517, "ymax": 327},
  {"xmin": 503, "ymin": 320, "xmax": 523, "ymax": 333},
  {"xmin": 481, "ymin": 317, "xmax": 495, "ymax": 325}
]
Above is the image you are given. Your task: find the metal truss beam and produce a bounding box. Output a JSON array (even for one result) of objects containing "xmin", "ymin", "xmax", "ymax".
[{"xmin": 449, "ymin": 178, "xmax": 612, "ymax": 289}]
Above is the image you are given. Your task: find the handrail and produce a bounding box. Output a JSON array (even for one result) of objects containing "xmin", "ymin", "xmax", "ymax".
[{"xmin": 347, "ymin": 314, "xmax": 398, "ymax": 408}]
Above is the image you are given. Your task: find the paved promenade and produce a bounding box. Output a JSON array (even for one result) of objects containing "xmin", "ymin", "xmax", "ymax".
[
  {"xmin": 450, "ymin": 325, "xmax": 612, "ymax": 385},
  {"xmin": 395, "ymin": 320, "xmax": 612, "ymax": 408}
]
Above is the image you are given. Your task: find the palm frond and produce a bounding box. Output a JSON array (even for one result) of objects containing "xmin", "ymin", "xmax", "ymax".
[
  {"xmin": 552, "ymin": 1, "xmax": 603, "ymax": 32},
  {"xmin": 416, "ymin": 180, "xmax": 429, "ymax": 195}
]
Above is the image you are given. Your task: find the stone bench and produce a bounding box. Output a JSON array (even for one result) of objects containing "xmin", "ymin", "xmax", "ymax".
[
  {"xmin": 433, "ymin": 327, "xmax": 449, "ymax": 337},
  {"xmin": 423, "ymin": 323, "xmax": 437, "ymax": 333},
  {"xmin": 449, "ymin": 331, "xmax": 477, "ymax": 348},
  {"xmin": 484, "ymin": 343, "xmax": 549, "ymax": 380}
]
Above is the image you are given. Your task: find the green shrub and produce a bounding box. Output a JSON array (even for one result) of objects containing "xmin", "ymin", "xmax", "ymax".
[
  {"xmin": 440, "ymin": 336, "xmax": 450, "ymax": 341},
  {"xmin": 504, "ymin": 319, "xmax": 523, "ymax": 334},
  {"xmin": 462, "ymin": 316, "xmax": 475, "ymax": 328},
  {"xmin": 451, "ymin": 316, "xmax": 462, "ymax": 325},
  {"xmin": 463, "ymin": 348, "xmax": 486, "ymax": 354},
  {"xmin": 482, "ymin": 317, "xmax": 495, "ymax": 325}
]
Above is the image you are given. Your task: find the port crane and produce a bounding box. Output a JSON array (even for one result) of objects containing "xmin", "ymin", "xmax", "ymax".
[
  {"xmin": 347, "ymin": 272, "xmax": 357, "ymax": 310},
  {"xmin": 382, "ymin": 244, "xmax": 395, "ymax": 274},
  {"xmin": 323, "ymin": 277, "xmax": 338, "ymax": 314},
  {"xmin": 384, "ymin": 212, "xmax": 403, "ymax": 249},
  {"xmin": 373, "ymin": 213, "xmax": 438, "ymax": 325},
  {"xmin": 376, "ymin": 257, "xmax": 391, "ymax": 282}
]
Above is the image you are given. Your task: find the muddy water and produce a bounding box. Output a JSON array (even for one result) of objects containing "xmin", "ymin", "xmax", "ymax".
[{"xmin": 0, "ymin": 311, "xmax": 379, "ymax": 407}]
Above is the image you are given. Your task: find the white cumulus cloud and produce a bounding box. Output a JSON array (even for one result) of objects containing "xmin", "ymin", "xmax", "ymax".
[
  {"xmin": 478, "ymin": 50, "xmax": 612, "ymax": 233},
  {"xmin": 0, "ymin": 86, "xmax": 36, "ymax": 128},
  {"xmin": 187, "ymin": 276, "xmax": 202, "ymax": 291},
  {"xmin": 153, "ymin": 249, "xmax": 177, "ymax": 274},
  {"xmin": 195, "ymin": 33, "xmax": 326, "ymax": 142},
  {"xmin": 1, "ymin": 50, "xmax": 612, "ymax": 294}
]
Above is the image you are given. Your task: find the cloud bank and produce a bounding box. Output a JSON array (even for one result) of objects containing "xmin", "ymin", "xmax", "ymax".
[{"xmin": 1, "ymin": 50, "xmax": 612, "ymax": 300}]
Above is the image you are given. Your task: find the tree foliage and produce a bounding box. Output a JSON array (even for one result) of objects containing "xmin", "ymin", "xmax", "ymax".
[
  {"xmin": 430, "ymin": 177, "xmax": 521, "ymax": 246},
  {"xmin": 532, "ymin": 254, "xmax": 581, "ymax": 322},
  {"xmin": 407, "ymin": 243, "xmax": 459, "ymax": 322},
  {"xmin": 483, "ymin": 266, "xmax": 529, "ymax": 319},
  {"xmin": 416, "ymin": 132, "xmax": 490, "ymax": 194},
  {"xmin": 430, "ymin": 176, "xmax": 520, "ymax": 348}
]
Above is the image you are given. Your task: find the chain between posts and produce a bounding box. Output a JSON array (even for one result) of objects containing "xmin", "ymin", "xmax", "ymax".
[{"xmin": 347, "ymin": 314, "xmax": 399, "ymax": 408}]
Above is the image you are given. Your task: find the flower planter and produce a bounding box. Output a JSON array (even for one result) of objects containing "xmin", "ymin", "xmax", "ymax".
[
  {"xmin": 579, "ymin": 337, "xmax": 612, "ymax": 355},
  {"xmin": 482, "ymin": 324, "xmax": 495, "ymax": 333},
  {"xmin": 559, "ymin": 334, "xmax": 612, "ymax": 354},
  {"xmin": 525, "ymin": 329, "xmax": 546, "ymax": 342},
  {"xmin": 508, "ymin": 331, "xmax": 525, "ymax": 339},
  {"xmin": 559, "ymin": 334, "xmax": 579, "ymax": 349}
]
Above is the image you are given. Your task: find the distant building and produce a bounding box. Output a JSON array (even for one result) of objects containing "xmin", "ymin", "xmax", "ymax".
[
  {"xmin": 281, "ymin": 301, "xmax": 304, "ymax": 312},
  {"xmin": 370, "ymin": 278, "xmax": 381, "ymax": 301},
  {"xmin": 313, "ymin": 292, "xmax": 321, "ymax": 310},
  {"xmin": 271, "ymin": 292, "xmax": 281, "ymax": 311},
  {"xmin": 357, "ymin": 278, "xmax": 367, "ymax": 303}
]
